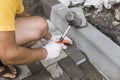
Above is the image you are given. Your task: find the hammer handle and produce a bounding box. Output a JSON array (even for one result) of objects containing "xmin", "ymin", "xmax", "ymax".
[{"xmin": 60, "ymin": 25, "xmax": 71, "ymax": 41}]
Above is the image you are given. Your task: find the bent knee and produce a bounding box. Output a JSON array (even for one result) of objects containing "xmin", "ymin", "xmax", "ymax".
[
  {"xmin": 34, "ymin": 16, "xmax": 49, "ymax": 38},
  {"xmin": 34, "ymin": 16, "xmax": 48, "ymax": 30},
  {"xmin": 15, "ymin": 16, "xmax": 49, "ymax": 45}
]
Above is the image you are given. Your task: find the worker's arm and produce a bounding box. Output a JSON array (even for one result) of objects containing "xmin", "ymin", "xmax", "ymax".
[{"xmin": 0, "ymin": 31, "xmax": 47, "ymax": 65}]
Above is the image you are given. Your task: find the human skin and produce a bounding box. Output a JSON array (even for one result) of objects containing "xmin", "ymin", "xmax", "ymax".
[{"xmin": 0, "ymin": 11, "xmax": 51, "ymax": 65}]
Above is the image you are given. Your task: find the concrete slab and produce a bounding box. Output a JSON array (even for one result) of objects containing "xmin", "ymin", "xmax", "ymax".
[
  {"xmin": 18, "ymin": 65, "xmax": 31, "ymax": 80},
  {"xmin": 64, "ymin": 45, "xmax": 86, "ymax": 65},
  {"xmin": 22, "ymin": 72, "xmax": 52, "ymax": 80},
  {"xmin": 47, "ymin": 63, "xmax": 70, "ymax": 80},
  {"xmin": 50, "ymin": 3, "xmax": 120, "ymax": 80},
  {"xmin": 80, "ymin": 61, "xmax": 105, "ymax": 80},
  {"xmin": 58, "ymin": 57, "xmax": 84, "ymax": 80},
  {"xmin": 54, "ymin": 72, "xmax": 70, "ymax": 80},
  {"xmin": 23, "ymin": 62, "xmax": 52, "ymax": 80},
  {"xmin": 40, "ymin": 0, "xmax": 60, "ymax": 18}
]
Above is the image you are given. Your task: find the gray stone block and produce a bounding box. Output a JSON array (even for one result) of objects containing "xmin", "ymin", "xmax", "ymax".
[
  {"xmin": 64, "ymin": 45, "xmax": 86, "ymax": 65},
  {"xmin": 40, "ymin": 0, "xmax": 60, "ymax": 18},
  {"xmin": 18, "ymin": 65, "xmax": 31, "ymax": 80},
  {"xmin": 22, "ymin": 72, "xmax": 52, "ymax": 80},
  {"xmin": 47, "ymin": 63, "xmax": 70, "ymax": 80},
  {"xmin": 27, "ymin": 62, "xmax": 47, "ymax": 74},
  {"xmin": 23, "ymin": 62, "xmax": 52, "ymax": 80},
  {"xmin": 54, "ymin": 72, "xmax": 70, "ymax": 80},
  {"xmin": 58, "ymin": 57, "xmax": 84, "ymax": 80}
]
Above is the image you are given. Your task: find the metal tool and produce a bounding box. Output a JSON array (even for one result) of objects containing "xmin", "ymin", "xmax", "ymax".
[{"xmin": 60, "ymin": 11, "xmax": 84, "ymax": 41}]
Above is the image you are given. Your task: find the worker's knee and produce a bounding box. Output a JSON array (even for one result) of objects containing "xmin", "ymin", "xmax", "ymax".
[
  {"xmin": 37, "ymin": 16, "xmax": 48, "ymax": 34},
  {"xmin": 32, "ymin": 16, "xmax": 49, "ymax": 40},
  {"xmin": 15, "ymin": 16, "xmax": 49, "ymax": 46}
]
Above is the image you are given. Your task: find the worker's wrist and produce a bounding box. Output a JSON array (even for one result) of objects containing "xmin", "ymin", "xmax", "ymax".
[
  {"xmin": 41, "ymin": 47, "xmax": 48, "ymax": 60},
  {"xmin": 33, "ymin": 48, "xmax": 48, "ymax": 62}
]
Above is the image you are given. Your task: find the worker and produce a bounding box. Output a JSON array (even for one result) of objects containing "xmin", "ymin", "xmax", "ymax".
[{"xmin": 0, "ymin": 0, "xmax": 72, "ymax": 79}]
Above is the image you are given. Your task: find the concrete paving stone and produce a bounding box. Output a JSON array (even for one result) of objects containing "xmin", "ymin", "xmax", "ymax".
[
  {"xmin": 22, "ymin": 72, "xmax": 52, "ymax": 80},
  {"xmin": 46, "ymin": 63, "xmax": 70, "ymax": 80},
  {"xmin": 22, "ymin": 62, "xmax": 52, "ymax": 80},
  {"xmin": 58, "ymin": 57, "xmax": 84, "ymax": 80},
  {"xmin": 27, "ymin": 62, "xmax": 47, "ymax": 74},
  {"xmin": 64, "ymin": 45, "xmax": 86, "ymax": 65},
  {"xmin": 18, "ymin": 65, "xmax": 32, "ymax": 80},
  {"xmin": 80, "ymin": 61, "xmax": 104, "ymax": 80},
  {"xmin": 40, "ymin": 0, "xmax": 60, "ymax": 18},
  {"xmin": 54, "ymin": 72, "xmax": 70, "ymax": 80}
]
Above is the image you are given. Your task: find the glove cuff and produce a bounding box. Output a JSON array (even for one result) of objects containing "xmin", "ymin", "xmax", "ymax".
[{"xmin": 43, "ymin": 41, "xmax": 62, "ymax": 61}]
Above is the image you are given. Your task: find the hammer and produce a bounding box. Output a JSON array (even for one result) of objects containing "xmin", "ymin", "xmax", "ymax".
[{"xmin": 59, "ymin": 11, "xmax": 84, "ymax": 41}]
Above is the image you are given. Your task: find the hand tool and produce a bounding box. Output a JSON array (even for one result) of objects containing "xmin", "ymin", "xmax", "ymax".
[{"xmin": 59, "ymin": 11, "xmax": 85, "ymax": 42}]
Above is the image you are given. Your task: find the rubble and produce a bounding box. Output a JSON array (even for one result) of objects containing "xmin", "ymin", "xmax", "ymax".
[
  {"xmin": 115, "ymin": 8, "xmax": 120, "ymax": 20},
  {"xmin": 83, "ymin": 3, "xmax": 120, "ymax": 45},
  {"xmin": 112, "ymin": 20, "xmax": 120, "ymax": 26},
  {"xmin": 23, "ymin": 0, "xmax": 45, "ymax": 16},
  {"xmin": 84, "ymin": 0, "xmax": 120, "ymax": 9}
]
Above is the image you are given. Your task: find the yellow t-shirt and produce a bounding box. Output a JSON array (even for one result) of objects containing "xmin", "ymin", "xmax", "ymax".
[{"xmin": 0, "ymin": 0, "xmax": 24, "ymax": 31}]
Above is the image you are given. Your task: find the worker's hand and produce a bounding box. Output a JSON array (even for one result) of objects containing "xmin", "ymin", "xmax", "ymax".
[
  {"xmin": 50, "ymin": 35, "xmax": 73, "ymax": 45},
  {"xmin": 43, "ymin": 41, "xmax": 62, "ymax": 60}
]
